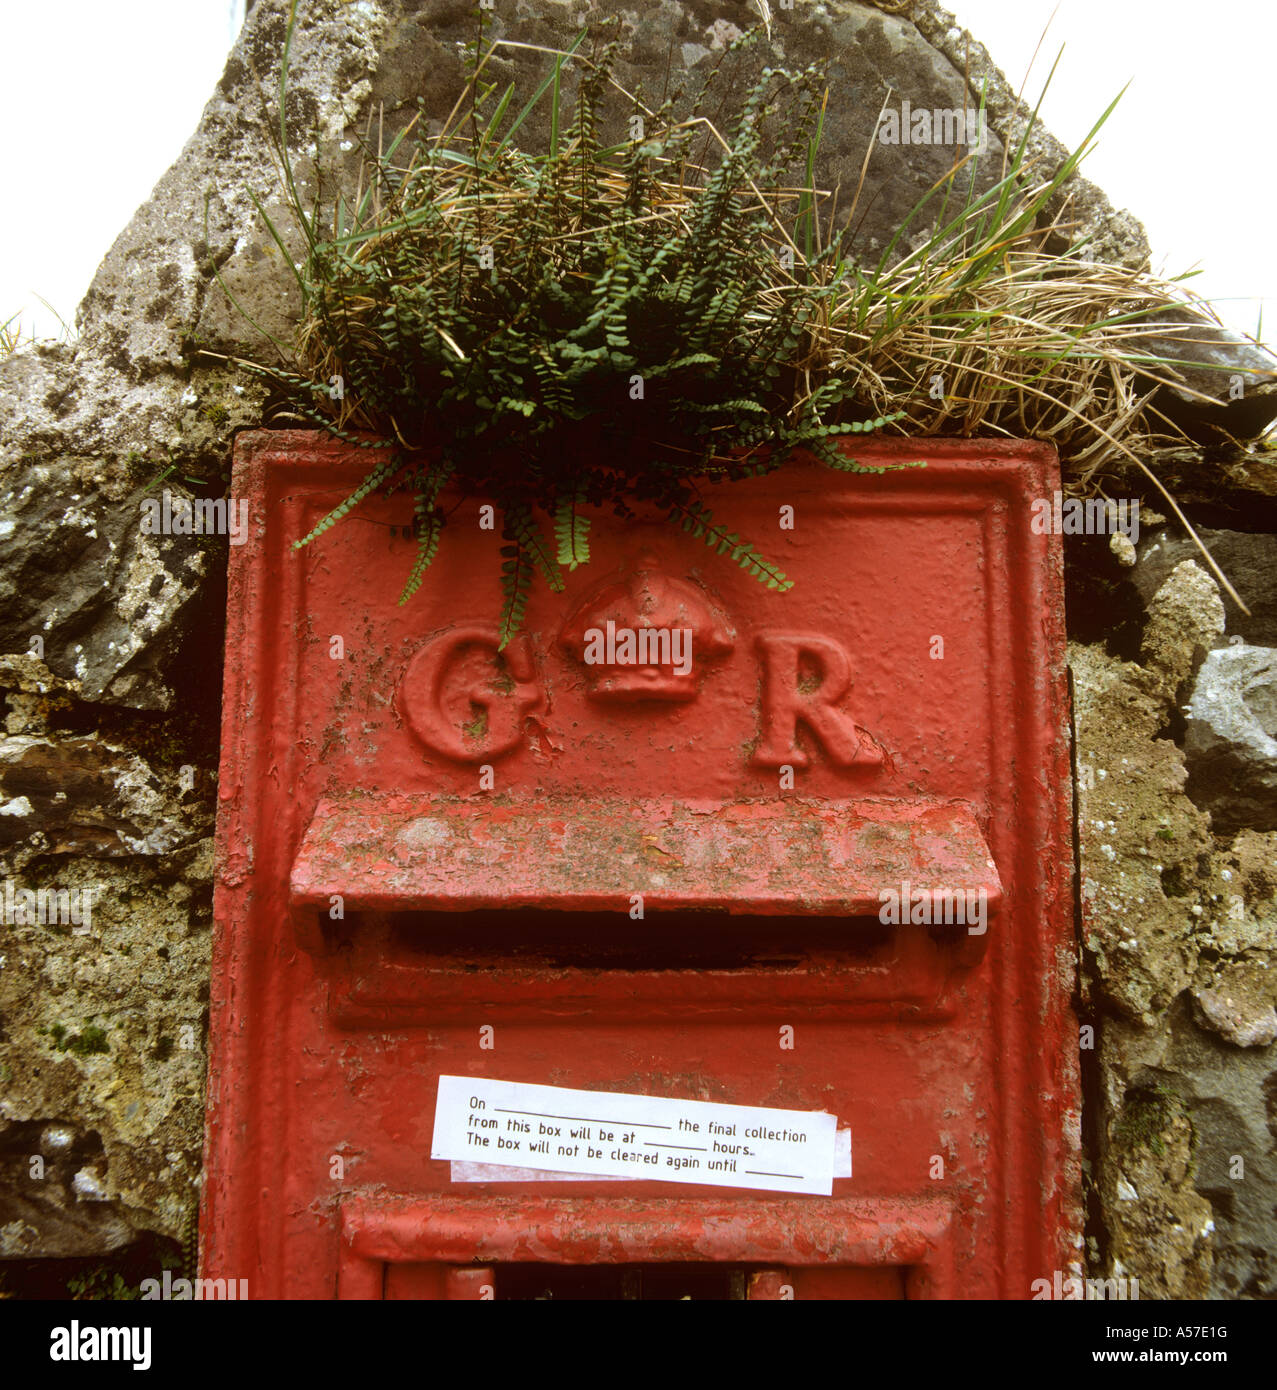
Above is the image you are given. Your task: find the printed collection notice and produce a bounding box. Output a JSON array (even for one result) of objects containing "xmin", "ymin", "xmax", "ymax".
[{"xmin": 432, "ymin": 1075, "xmax": 838, "ymax": 1195}]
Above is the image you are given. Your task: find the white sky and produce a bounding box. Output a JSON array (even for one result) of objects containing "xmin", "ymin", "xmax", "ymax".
[
  {"xmin": 949, "ymin": 0, "xmax": 1275, "ymax": 341},
  {"xmin": 0, "ymin": 0, "xmax": 245, "ymax": 341},
  {"xmin": 0, "ymin": 0, "xmax": 1271, "ymax": 343}
]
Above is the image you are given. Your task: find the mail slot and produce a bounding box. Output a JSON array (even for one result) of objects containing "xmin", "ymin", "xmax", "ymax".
[{"xmin": 204, "ymin": 431, "xmax": 1078, "ymax": 1299}]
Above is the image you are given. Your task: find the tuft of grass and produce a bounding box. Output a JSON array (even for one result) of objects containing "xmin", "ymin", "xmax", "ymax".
[
  {"xmin": 1, "ymin": 312, "xmax": 23, "ymax": 358},
  {"xmin": 205, "ymin": 7, "xmax": 1273, "ymax": 629},
  {"xmin": 823, "ymin": 98, "xmax": 1274, "ymax": 609},
  {"xmin": 204, "ymin": 13, "xmax": 913, "ymax": 640},
  {"xmin": 3, "ymin": 298, "xmax": 77, "ymax": 357}
]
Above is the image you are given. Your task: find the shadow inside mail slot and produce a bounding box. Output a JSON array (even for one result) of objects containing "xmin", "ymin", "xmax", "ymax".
[{"xmin": 342, "ymin": 908, "xmax": 971, "ymax": 971}]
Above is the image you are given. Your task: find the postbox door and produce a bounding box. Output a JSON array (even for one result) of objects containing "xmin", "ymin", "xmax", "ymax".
[{"xmin": 205, "ymin": 432, "xmax": 1077, "ymax": 1299}]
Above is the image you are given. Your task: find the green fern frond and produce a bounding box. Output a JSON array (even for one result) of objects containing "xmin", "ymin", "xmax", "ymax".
[
  {"xmin": 840, "ymin": 410, "xmax": 909, "ymax": 433},
  {"xmin": 497, "ymin": 541, "xmax": 535, "ymax": 649},
  {"xmin": 398, "ymin": 464, "xmax": 452, "ymax": 604},
  {"xmin": 666, "ymin": 497, "xmax": 792, "ymax": 592},
  {"xmin": 643, "ymin": 353, "xmax": 719, "ymax": 379},
  {"xmin": 504, "ymin": 501, "xmax": 563, "ymax": 593},
  {"xmin": 553, "ymin": 488, "xmax": 591, "ymax": 569},
  {"xmin": 803, "ymin": 435, "xmax": 885, "ymax": 473},
  {"xmin": 220, "ymin": 24, "xmax": 909, "ymax": 612},
  {"xmin": 293, "ymin": 454, "xmax": 406, "ymax": 548},
  {"xmin": 800, "ymin": 434, "xmax": 927, "ymax": 474}
]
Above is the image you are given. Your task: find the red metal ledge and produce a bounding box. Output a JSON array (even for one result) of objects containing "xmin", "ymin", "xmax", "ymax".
[
  {"xmin": 289, "ymin": 792, "xmax": 1002, "ymax": 923},
  {"xmin": 338, "ymin": 1193, "xmax": 956, "ymax": 1299}
]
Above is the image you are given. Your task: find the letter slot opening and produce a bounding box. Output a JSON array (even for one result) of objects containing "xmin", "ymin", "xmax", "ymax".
[
  {"xmin": 364, "ymin": 906, "xmax": 902, "ymax": 967},
  {"xmin": 291, "ymin": 794, "xmax": 1001, "ymax": 1022}
]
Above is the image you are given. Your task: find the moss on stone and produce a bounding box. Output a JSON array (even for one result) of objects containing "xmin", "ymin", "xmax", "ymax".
[
  {"xmin": 1113, "ymin": 1085, "xmax": 1181, "ymax": 1159},
  {"xmin": 49, "ymin": 1022, "xmax": 111, "ymax": 1056}
]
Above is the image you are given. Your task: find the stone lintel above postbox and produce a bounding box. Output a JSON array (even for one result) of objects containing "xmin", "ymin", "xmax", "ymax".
[{"xmin": 288, "ymin": 794, "xmax": 1001, "ymax": 940}]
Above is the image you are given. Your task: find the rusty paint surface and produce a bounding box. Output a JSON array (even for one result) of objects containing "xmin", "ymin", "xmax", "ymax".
[{"xmin": 204, "ymin": 432, "xmax": 1078, "ymax": 1299}]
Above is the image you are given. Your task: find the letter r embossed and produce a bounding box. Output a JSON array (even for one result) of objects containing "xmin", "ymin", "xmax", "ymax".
[{"xmin": 751, "ymin": 632, "xmax": 883, "ymax": 770}]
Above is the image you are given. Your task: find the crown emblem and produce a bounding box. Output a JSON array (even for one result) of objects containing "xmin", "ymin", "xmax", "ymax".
[{"xmin": 559, "ymin": 561, "xmax": 735, "ymax": 703}]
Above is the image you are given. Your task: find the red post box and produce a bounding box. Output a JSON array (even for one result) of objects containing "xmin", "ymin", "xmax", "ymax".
[{"xmin": 204, "ymin": 430, "xmax": 1078, "ymax": 1299}]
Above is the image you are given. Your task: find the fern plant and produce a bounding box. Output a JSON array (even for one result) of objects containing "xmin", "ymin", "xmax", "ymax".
[{"xmin": 211, "ymin": 13, "xmax": 912, "ymax": 643}]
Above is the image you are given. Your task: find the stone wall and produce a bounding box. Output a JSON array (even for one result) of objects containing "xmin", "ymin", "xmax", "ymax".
[
  {"xmin": 1, "ymin": 0, "xmax": 1274, "ymax": 1297},
  {"xmin": 1071, "ymin": 524, "xmax": 1277, "ymax": 1297}
]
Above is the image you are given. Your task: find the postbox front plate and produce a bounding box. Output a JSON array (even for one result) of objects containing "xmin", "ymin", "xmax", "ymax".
[{"xmin": 205, "ymin": 432, "xmax": 1077, "ymax": 1299}]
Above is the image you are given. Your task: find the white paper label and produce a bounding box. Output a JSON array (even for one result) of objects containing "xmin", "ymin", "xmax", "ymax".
[
  {"xmin": 451, "ymin": 1126, "xmax": 852, "ymax": 1184},
  {"xmin": 432, "ymin": 1075, "xmax": 838, "ymax": 1195}
]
